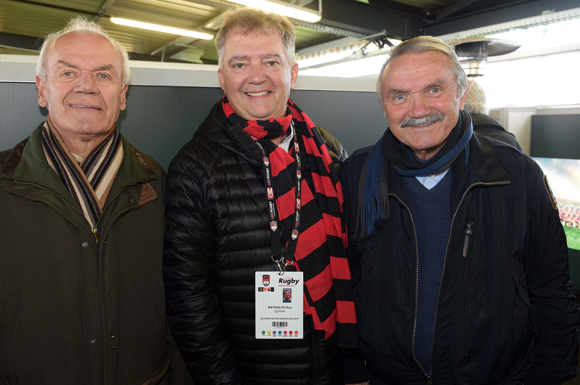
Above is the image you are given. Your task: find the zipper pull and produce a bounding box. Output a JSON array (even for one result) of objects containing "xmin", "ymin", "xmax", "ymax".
[
  {"xmin": 463, "ymin": 221, "xmax": 473, "ymax": 257},
  {"xmin": 426, "ymin": 374, "xmax": 433, "ymax": 384},
  {"xmin": 92, "ymin": 228, "xmax": 99, "ymax": 245}
]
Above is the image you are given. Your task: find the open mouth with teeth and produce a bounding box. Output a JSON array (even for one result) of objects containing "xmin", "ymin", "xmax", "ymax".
[
  {"xmin": 70, "ymin": 104, "xmax": 101, "ymax": 110},
  {"xmin": 245, "ymin": 91, "xmax": 270, "ymax": 97}
]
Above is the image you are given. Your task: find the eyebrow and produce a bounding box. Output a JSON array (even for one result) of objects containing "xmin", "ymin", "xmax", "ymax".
[
  {"xmin": 227, "ymin": 53, "xmax": 283, "ymax": 65},
  {"xmin": 262, "ymin": 53, "xmax": 282, "ymax": 60},
  {"xmin": 387, "ymin": 81, "xmax": 448, "ymax": 95},
  {"xmin": 56, "ymin": 60, "xmax": 114, "ymax": 72},
  {"xmin": 228, "ymin": 55, "xmax": 248, "ymax": 65}
]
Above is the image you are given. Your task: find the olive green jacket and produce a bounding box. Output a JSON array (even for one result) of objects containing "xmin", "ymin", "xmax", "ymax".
[{"xmin": 0, "ymin": 124, "xmax": 181, "ymax": 385}]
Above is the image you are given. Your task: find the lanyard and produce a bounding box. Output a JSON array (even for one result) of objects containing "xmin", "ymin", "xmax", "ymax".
[{"xmin": 254, "ymin": 124, "xmax": 302, "ymax": 275}]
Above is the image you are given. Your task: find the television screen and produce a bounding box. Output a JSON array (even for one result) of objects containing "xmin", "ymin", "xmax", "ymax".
[
  {"xmin": 533, "ymin": 157, "xmax": 580, "ymax": 252},
  {"xmin": 531, "ymin": 115, "xmax": 580, "ymax": 160}
]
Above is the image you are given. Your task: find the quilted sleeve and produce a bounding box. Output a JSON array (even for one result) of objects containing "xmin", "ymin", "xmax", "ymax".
[{"xmin": 163, "ymin": 139, "xmax": 245, "ymax": 385}]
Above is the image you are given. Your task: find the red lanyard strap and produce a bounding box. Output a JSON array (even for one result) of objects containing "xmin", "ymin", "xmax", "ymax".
[{"xmin": 255, "ymin": 125, "xmax": 302, "ymax": 274}]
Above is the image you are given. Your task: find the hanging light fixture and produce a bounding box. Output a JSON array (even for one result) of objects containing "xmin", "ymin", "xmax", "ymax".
[
  {"xmin": 110, "ymin": 17, "xmax": 214, "ymax": 40},
  {"xmin": 449, "ymin": 37, "xmax": 522, "ymax": 77}
]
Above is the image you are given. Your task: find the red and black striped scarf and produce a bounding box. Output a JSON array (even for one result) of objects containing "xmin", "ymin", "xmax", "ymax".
[
  {"xmin": 41, "ymin": 115, "xmax": 123, "ymax": 230},
  {"xmin": 221, "ymin": 96, "xmax": 356, "ymax": 345}
]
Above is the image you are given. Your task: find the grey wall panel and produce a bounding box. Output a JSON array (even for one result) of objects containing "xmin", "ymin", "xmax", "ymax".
[
  {"xmin": 0, "ymin": 83, "xmax": 47, "ymax": 148},
  {"xmin": 0, "ymin": 83, "xmax": 386, "ymax": 170},
  {"xmin": 118, "ymin": 86, "xmax": 224, "ymax": 170},
  {"xmin": 291, "ymin": 89, "xmax": 386, "ymax": 156}
]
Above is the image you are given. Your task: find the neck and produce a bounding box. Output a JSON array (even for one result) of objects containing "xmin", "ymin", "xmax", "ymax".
[{"xmin": 60, "ymin": 135, "xmax": 102, "ymax": 158}]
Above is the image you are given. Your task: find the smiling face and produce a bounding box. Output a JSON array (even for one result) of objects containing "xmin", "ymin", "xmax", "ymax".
[
  {"xmin": 36, "ymin": 32, "xmax": 128, "ymax": 154},
  {"xmin": 218, "ymin": 28, "xmax": 298, "ymax": 121},
  {"xmin": 380, "ymin": 51, "xmax": 468, "ymax": 161}
]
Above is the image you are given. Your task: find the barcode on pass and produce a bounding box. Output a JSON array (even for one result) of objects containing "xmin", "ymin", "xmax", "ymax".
[{"xmin": 272, "ymin": 322, "xmax": 288, "ymax": 328}]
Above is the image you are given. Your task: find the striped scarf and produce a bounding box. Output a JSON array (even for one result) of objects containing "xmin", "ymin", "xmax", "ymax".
[
  {"xmin": 221, "ymin": 97, "xmax": 357, "ymax": 345},
  {"xmin": 41, "ymin": 116, "xmax": 124, "ymax": 230}
]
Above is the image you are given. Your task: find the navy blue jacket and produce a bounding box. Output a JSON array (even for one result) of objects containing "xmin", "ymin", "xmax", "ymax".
[{"xmin": 341, "ymin": 132, "xmax": 579, "ymax": 385}]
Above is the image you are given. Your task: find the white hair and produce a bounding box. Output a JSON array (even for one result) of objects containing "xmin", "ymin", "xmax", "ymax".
[
  {"xmin": 36, "ymin": 16, "xmax": 131, "ymax": 84},
  {"xmin": 465, "ymin": 79, "xmax": 489, "ymax": 115}
]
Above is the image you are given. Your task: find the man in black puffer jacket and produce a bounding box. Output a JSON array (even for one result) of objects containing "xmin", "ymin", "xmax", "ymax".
[{"xmin": 163, "ymin": 8, "xmax": 357, "ymax": 385}]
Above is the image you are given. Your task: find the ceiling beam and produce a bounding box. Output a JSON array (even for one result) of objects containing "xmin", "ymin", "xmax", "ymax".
[
  {"xmin": 0, "ymin": 32, "xmax": 43, "ymax": 51},
  {"xmin": 319, "ymin": 0, "xmax": 423, "ymax": 39},
  {"xmin": 92, "ymin": 0, "xmax": 117, "ymax": 22},
  {"xmin": 421, "ymin": 0, "xmax": 580, "ymax": 36},
  {"xmin": 434, "ymin": 0, "xmax": 480, "ymax": 21},
  {"xmin": 12, "ymin": 0, "xmax": 97, "ymax": 16}
]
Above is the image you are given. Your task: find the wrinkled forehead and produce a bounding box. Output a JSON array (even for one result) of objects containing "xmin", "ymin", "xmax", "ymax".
[
  {"xmin": 383, "ymin": 51, "xmax": 456, "ymax": 89},
  {"xmin": 47, "ymin": 32, "xmax": 122, "ymax": 69}
]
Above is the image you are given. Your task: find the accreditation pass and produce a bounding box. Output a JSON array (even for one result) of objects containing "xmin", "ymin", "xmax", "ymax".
[{"xmin": 255, "ymin": 271, "xmax": 303, "ymax": 339}]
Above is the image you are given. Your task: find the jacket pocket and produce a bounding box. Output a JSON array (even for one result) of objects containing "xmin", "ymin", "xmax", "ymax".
[{"xmin": 506, "ymin": 252, "xmax": 537, "ymax": 334}]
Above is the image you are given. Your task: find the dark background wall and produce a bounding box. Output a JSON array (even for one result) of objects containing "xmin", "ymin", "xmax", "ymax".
[{"xmin": 0, "ymin": 82, "xmax": 387, "ymax": 170}]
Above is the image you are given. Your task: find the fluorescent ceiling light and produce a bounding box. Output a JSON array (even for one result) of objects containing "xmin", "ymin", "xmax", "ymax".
[
  {"xmin": 225, "ymin": 0, "xmax": 322, "ymax": 23},
  {"xmin": 110, "ymin": 17, "xmax": 214, "ymax": 40},
  {"xmin": 300, "ymin": 54, "xmax": 388, "ymax": 78},
  {"xmin": 486, "ymin": 18, "xmax": 580, "ymax": 52}
]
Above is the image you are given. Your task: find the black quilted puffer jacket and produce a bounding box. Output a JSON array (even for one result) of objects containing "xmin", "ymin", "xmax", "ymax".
[{"xmin": 163, "ymin": 101, "xmax": 348, "ymax": 385}]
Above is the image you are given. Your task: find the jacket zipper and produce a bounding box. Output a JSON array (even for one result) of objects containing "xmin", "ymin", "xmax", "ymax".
[
  {"xmin": 92, "ymin": 228, "xmax": 100, "ymax": 245},
  {"xmin": 462, "ymin": 221, "xmax": 473, "ymax": 257},
  {"xmin": 391, "ymin": 194, "xmax": 427, "ymax": 378},
  {"xmin": 394, "ymin": 180, "xmax": 509, "ymax": 383},
  {"xmin": 447, "ymin": 181, "xmax": 509, "ymax": 384}
]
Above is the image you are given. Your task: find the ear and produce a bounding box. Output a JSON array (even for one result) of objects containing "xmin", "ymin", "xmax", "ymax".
[
  {"xmin": 218, "ymin": 68, "xmax": 225, "ymax": 91},
  {"xmin": 36, "ymin": 76, "xmax": 48, "ymax": 108},
  {"xmin": 290, "ymin": 63, "xmax": 298, "ymax": 90},
  {"xmin": 120, "ymin": 83, "xmax": 129, "ymax": 111},
  {"xmin": 458, "ymin": 81, "xmax": 470, "ymax": 111}
]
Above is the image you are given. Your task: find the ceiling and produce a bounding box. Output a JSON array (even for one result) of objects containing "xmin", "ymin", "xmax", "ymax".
[{"xmin": 0, "ymin": 0, "xmax": 577, "ymax": 64}]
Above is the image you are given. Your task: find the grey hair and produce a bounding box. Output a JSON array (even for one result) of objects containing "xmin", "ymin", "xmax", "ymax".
[
  {"xmin": 215, "ymin": 7, "xmax": 296, "ymax": 69},
  {"xmin": 465, "ymin": 79, "xmax": 488, "ymax": 115},
  {"xmin": 36, "ymin": 16, "xmax": 131, "ymax": 84},
  {"xmin": 377, "ymin": 35, "xmax": 468, "ymax": 107}
]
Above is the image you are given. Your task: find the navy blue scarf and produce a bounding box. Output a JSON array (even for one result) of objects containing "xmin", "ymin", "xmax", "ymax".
[{"xmin": 360, "ymin": 111, "xmax": 473, "ymax": 237}]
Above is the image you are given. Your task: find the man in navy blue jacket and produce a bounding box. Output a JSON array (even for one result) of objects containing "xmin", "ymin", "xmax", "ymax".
[{"xmin": 342, "ymin": 35, "xmax": 579, "ymax": 385}]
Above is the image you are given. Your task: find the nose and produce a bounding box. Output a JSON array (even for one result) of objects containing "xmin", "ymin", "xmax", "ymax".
[
  {"xmin": 76, "ymin": 70, "xmax": 98, "ymax": 93},
  {"xmin": 409, "ymin": 93, "xmax": 429, "ymax": 118},
  {"xmin": 248, "ymin": 64, "xmax": 266, "ymax": 84}
]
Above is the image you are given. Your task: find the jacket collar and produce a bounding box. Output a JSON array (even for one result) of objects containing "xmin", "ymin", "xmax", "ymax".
[
  {"xmin": 1, "ymin": 123, "xmax": 157, "ymax": 206},
  {"xmin": 195, "ymin": 100, "xmax": 269, "ymax": 166},
  {"xmin": 387, "ymin": 130, "xmax": 512, "ymax": 202},
  {"xmin": 465, "ymin": 131, "xmax": 512, "ymax": 184}
]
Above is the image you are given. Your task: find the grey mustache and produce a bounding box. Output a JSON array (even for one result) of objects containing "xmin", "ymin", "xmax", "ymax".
[{"xmin": 400, "ymin": 112, "xmax": 444, "ymax": 128}]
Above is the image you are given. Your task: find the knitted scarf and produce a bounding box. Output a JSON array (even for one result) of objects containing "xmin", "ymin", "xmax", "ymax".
[
  {"xmin": 358, "ymin": 110, "xmax": 473, "ymax": 238},
  {"xmin": 221, "ymin": 96, "xmax": 356, "ymax": 345},
  {"xmin": 41, "ymin": 115, "xmax": 124, "ymax": 230}
]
